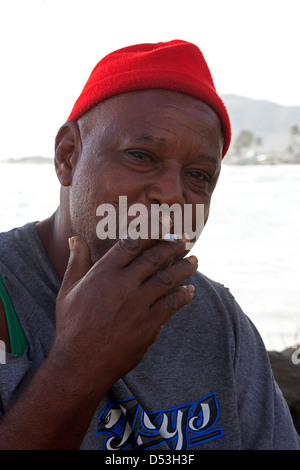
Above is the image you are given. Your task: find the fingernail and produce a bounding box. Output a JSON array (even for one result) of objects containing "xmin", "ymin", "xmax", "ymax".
[
  {"xmin": 68, "ymin": 237, "xmax": 75, "ymax": 251},
  {"xmin": 186, "ymin": 255, "xmax": 198, "ymax": 266},
  {"xmin": 183, "ymin": 285, "xmax": 195, "ymax": 295}
]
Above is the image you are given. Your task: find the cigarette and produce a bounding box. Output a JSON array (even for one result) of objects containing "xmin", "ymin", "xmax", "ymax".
[{"xmin": 160, "ymin": 233, "xmax": 182, "ymax": 242}]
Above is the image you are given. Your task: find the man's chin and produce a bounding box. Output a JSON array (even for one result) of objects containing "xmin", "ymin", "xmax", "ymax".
[{"xmin": 91, "ymin": 238, "xmax": 119, "ymax": 264}]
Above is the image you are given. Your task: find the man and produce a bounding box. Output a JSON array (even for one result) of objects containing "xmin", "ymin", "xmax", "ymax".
[{"xmin": 0, "ymin": 40, "xmax": 299, "ymax": 450}]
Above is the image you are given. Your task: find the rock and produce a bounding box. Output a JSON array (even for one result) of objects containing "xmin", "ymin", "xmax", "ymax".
[{"xmin": 268, "ymin": 347, "xmax": 300, "ymax": 435}]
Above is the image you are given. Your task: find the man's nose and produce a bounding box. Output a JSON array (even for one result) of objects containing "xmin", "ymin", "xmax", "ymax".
[{"xmin": 145, "ymin": 164, "xmax": 185, "ymax": 206}]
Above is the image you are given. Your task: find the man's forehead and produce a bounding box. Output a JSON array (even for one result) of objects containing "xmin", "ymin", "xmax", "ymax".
[
  {"xmin": 99, "ymin": 89, "xmax": 216, "ymax": 111},
  {"xmin": 78, "ymin": 90, "xmax": 224, "ymax": 160},
  {"xmin": 83, "ymin": 89, "xmax": 222, "ymax": 131}
]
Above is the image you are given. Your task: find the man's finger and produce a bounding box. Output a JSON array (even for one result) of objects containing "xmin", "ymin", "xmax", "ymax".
[
  {"xmin": 150, "ymin": 284, "xmax": 195, "ymax": 326},
  {"xmin": 99, "ymin": 215, "xmax": 175, "ymax": 269},
  {"xmin": 61, "ymin": 236, "xmax": 93, "ymax": 292},
  {"xmin": 140, "ymin": 255, "xmax": 198, "ymax": 304},
  {"xmin": 127, "ymin": 237, "xmax": 189, "ymax": 283}
]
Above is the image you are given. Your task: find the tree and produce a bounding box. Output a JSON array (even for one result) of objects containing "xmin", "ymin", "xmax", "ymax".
[
  {"xmin": 290, "ymin": 125, "xmax": 300, "ymax": 137},
  {"xmin": 234, "ymin": 130, "xmax": 255, "ymax": 153},
  {"xmin": 289, "ymin": 125, "xmax": 300, "ymax": 156}
]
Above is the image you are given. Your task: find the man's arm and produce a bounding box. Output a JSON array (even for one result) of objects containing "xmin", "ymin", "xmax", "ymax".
[{"xmin": 0, "ymin": 235, "xmax": 197, "ymax": 449}]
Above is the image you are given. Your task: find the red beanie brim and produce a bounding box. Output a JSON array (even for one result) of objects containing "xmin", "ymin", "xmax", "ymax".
[{"xmin": 68, "ymin": 40, "xmax": 231, "ymax": 157}]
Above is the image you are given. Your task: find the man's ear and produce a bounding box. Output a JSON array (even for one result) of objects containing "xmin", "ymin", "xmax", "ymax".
[{"xmin": 54, "ymin": 121, "xmax": 82, "ymax": 186}]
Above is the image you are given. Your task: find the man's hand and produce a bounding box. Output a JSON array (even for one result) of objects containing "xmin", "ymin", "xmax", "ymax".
[
  {"xmin": 53, "ymin": 234, "xmax": 198, "ymax": 392},
  {"xmin": 0, "ymin": 232, "xmax": 198, "ymax": 450}
]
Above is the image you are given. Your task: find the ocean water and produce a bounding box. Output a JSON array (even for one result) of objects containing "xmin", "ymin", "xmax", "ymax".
[{"xmin": 0, "ymin": 161, "xmax": 299, "ymax": 351}]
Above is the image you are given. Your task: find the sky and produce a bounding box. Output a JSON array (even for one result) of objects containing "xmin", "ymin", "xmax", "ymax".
[{"xmin": 0, "ymin": 0, "xmax": 299, "ymax": 160}]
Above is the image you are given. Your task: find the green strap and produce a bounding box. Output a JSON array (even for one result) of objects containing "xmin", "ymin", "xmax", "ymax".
[{"xmin": 0, "ymin": 275, "xmax": 28, "ymax": 356}]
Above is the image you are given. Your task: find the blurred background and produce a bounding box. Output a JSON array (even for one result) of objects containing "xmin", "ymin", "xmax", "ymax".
[{"xmin": 0, "ymin": 0, "xmax": 299, "ymax": 350}]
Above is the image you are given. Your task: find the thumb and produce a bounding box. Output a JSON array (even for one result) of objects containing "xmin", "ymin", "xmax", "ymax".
[{"xmin": 61, "ymin": 236, "xmax": 93, "ymax": 292}]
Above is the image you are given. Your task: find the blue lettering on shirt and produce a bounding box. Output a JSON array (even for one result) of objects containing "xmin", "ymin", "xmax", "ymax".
[{"xmin": 97, "ymin": 392, "xmax": 223, "ymax": 450}]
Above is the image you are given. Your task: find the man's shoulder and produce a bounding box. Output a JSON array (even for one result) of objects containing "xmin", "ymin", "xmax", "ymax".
[
  {"xmin": 189, "ymin": 270, "xmax": 233, "ymax": 299},
  {"xmin": 0, "ymin": 222, "xmax": 42, "ymax": 275},
  {"xmin": 0, "ymin": 222, "xmax": 37, "ymax": 251},
  {"xmin": 187, "ymin": 269, "xmax": 242, "ymax": 322},
  {"xmin": 0, "ymin": 226, "xmax": 20, "ymax": 263}
]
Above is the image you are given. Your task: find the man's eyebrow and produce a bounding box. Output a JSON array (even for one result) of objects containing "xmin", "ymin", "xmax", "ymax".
[
  {"xmin": 197, "ymin": 154, "xmax": 220, "ymax": 166},
  {"xmin": 135, "ymin": 134, "xmax": 220, "ymax": 165},
  {"xmin": 135, "ymin": 135, "xmax": 166, "ymax": 145}
]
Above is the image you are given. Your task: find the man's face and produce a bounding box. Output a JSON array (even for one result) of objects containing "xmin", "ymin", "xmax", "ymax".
[{"xmin": 69, "ymin": 89, "xmax": 224, "ymax": 262}]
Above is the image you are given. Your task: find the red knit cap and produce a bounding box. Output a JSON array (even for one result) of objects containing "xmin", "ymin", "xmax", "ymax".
[{"xmin": 68, "ymin": 40, "xmax": 231, "ymax": 157}]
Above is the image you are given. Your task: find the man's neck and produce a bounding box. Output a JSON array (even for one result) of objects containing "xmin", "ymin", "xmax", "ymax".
[{"xmin": 35, "ymin": 207, "xmax": 71, "ymax": 280}]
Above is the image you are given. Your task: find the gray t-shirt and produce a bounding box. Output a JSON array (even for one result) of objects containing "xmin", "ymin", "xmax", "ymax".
[{"xmin": 0, "ymin": 222, "xmax": 299, "ymax": 450}]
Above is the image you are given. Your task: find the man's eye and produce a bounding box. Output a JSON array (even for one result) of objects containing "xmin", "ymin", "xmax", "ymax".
[
  {"xmin": 187, "ymin": 170, "xmax": 210, "ymax": 182},
  {"xmin": 126, "ymin": 151, "xmax": 152, "ymax": 162}
]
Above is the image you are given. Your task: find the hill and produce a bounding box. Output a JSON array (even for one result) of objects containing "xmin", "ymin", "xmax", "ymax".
[
  {"xmin": 4, "ymin": 156, "xmax": 53, "ymax": 165},
  {"xmin": 221, "ymin": 94, "xmax": 300, "ymax": 163},
  {"xmin": 2, "ymin": 96, "xmax": 300, "ymax": 165}
]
